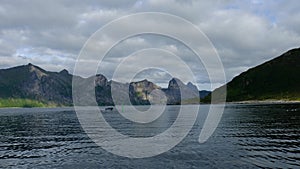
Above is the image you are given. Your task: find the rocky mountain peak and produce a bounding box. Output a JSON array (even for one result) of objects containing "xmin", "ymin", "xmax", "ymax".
[
  {"xmin": 27, "ymin": 63, "xmax": 47, "ymax": 79},
  {"xmin": 168, "ymin": 78, "xmax": 185, "ymax": 90},
  {"xmin": 187, "ymin": 82, "xmax": 198, "ymax": 91},
  {"xmin": 0, "ymin": 63, "xmax": 205, "ymax": 106},
  {"xmin": 94, "ymin": 74, "xmax": 107, "ymax": 86},
  {"xmin": 130, "ymin": 79, "xmax": 160, "ymax": 90},
  {"xmin": 59, "ymin": 69, "xmax": 69, "ymax": 75}
]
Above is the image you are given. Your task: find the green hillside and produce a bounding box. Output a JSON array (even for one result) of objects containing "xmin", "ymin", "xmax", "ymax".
[{"xmin": 211, "ymin": 47, "xmax": 300, "ymax": 102}]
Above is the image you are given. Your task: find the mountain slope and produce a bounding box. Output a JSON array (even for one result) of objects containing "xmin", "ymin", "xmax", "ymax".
[
  {"xmin": 0, "ymin": 63, "xmax": 73, "ymax": 105},
  {"xmin": 211, "ymin": 47, "xmax": 300, "ymax": 102},
  {"xmin": 0, "ymin": 63, "xmax": 202, "ymax": 106}
]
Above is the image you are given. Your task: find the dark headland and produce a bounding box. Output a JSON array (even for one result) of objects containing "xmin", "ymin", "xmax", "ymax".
[{"xmin": 204, "ymin": 47, "xmax": 300, "ymax": 103}]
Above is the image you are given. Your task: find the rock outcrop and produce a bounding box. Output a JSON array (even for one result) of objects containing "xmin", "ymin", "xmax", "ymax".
[{"xmin": 0, "ymin": 63, "xmax": 202, "ymax": 106}]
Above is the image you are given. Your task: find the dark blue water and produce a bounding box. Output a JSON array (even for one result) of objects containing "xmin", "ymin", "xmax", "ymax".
[{"xmin": 0, "ymin": 104, "xmax": 299, "ymax": 168}]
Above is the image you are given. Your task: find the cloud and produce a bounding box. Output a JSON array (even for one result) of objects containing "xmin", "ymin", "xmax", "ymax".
[{"xmin": 0, "ymin": 0, "xmax": 300, "ymax": 90}]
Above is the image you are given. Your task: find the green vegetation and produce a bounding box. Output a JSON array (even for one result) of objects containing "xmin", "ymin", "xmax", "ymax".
[
  {"xmin": 0, "ymin": 98, "xmax": 57, "ymax": 108},
  {"xmin": 1, "ymin": 47, "xmax": 300, "ymax": 106},
  {"xmin": 182, "ymin": 97, "xmax": 201, "ymax": 104},
  {"xmin": 206, "ymin": 48, "xmax": 300, "ymax": 103},
  {"xmin": 0, "ymin": 64, "xmax": 73, "ymax": 106},
  {"xmin": 136, "ymin": 92, "xmax": 143, "ymax": 98}
]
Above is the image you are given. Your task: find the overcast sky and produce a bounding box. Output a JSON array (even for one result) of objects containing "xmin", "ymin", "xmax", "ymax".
[{"xmin": 0, "ymin": 0, "xmax": 299, "ymax": 90}]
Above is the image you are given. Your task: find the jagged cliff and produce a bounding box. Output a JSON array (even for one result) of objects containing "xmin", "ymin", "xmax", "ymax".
[{"xmin": 0, "ymin": 63, "xmax": 202, "ymax": 106}]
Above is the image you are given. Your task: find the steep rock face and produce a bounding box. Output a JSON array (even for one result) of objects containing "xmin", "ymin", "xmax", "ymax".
[
  {"xmin": 168, "ymin": 78, "xmax": 185, "ymax": 90},
  {"xmin": 163, "ymin": 78, "xmax": 182, "ymax": 104},
  {"xmin": 0, "ymin": 63, "xmax": 202, "ymax": 106},
  {"xmin": 163, "ymin": 78, "xmax": 199, "ymax": 104},
  {"xmin": 129, "ymin": 79, "xmax": 161, "ymax": 105},
  {"xmin": 94, "ymin": 74, "xmax": 108, "ymax": 86},
  {"xmin": 187, "ymin": 82, "xmax": 198, "ymax": 92},
  {"xmin": 94, "ymin": 80, "xmax": 128, "ymax": 106}
]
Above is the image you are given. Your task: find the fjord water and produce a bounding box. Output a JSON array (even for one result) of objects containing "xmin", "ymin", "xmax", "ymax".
[{"xmin": 0, "ymin": 104, "xmax": 299, "ymax": 168}]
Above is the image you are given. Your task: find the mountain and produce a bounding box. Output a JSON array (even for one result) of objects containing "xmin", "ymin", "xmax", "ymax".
[
  {"xmin": 199, "ymin": 90, "xmax": 211, "ymax": 99},
  {"xmin": 0, "ymin": 63, "xmax": 202, "ymax": 106},
  {"xmin": 0, "ymin": 63, "xmax": 73, "ymax": 105},
  {"xmin": 4, "ymin": 47, "xmax": 298, "ymax": 107},
  {"xmin": 207, "ymin": 47, "xmax": 300, "ymax": 102},
  {"xmin": 129, "ymin": 79, "xmax": 161, "ymax": 105},
  {"xmin": 163, "ymin": 78, "xmax": 199, "ymax": 104}
]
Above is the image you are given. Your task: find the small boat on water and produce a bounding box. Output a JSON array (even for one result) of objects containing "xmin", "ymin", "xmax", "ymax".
[
  {"xmin": 105, "ymin": 107, "xmax": 114, "ymax": 111},
  {"xmin": 101, "ymin": 107, "xmax": 114, "ymax": 113}
]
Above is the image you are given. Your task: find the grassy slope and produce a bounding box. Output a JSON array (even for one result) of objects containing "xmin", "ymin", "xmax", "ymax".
[
  {"xmin": 0, "ymin": 98, "xmax": 57, "ymax": 108},
  {"xmin": 205, "ymin": 48, "xmax": 300, "ymax": 103}
]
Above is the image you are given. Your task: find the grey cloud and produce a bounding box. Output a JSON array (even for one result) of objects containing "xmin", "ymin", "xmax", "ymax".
[{"xmin": 0, "ymin": 0, "xmax": 299, "ymax": 90}]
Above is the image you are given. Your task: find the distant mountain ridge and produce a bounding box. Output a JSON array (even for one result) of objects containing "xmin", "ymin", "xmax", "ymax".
[
  {"xmin": 206, "ymin": 47, "xmax": 300, "ymax": 102},
  {"xmin": 3, "ymin": 47, "xmax": 297, "ymax": 106},
  {"xmin": 0, "ymin": 63, "xmax": 205, "ymax": 106}
]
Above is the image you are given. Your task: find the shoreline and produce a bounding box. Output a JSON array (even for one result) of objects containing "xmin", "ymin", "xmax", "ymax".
[
  {"xmin": 1, "ymin": 100, "xmax": 300, "ymax": 109},
  {"xmin": 0, "ymin": 106, "xmax": 74, "ymax": 110},
  {"xmin": 227, "ymin": 100, "xmax": 300, "ymax": 105}
]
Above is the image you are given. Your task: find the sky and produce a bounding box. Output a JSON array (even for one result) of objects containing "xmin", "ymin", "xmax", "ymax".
[{"xmin": 0, "ymin": 0, "xmax": 300, "ymax": 90}]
